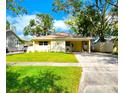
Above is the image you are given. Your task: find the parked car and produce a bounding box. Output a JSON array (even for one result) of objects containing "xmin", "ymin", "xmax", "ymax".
[{"xmin": 23, "ymin": 46, "xmax": 28, "ymax": 52}]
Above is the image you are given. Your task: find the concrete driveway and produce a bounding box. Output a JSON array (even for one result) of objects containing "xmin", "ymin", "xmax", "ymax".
[{"xmin": 74, "ymin": 52, "xmax": 118, "ymax": 93}]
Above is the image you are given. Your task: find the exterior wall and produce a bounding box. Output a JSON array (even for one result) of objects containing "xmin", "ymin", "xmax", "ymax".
[
  {"xmin": 65, "ymin": 41, "xmax": 91, "ymax": 52},
  {"xmin": 51, "ymin": 40, "xmax": 66, "ymax": 52},
  {"xmin": 27, "ymin": 46, "xmax": 35, "ymax": 52},
  {"xmin": 72, "ymin": 41, "xmax": 82, "ymax": 52},
  {"xmin": 27, "ymin": 41, "xmax": 51, "ymax": 52},
  {"xmin": 27, "ymin": 39, "xmax": 91, "ymax": 53},
  {"xmin": 6, "ymin": 31, "xmax": 23, "ymax": 52},
  {"xmin": 66, "ymin": 41, "xmax": 83, "ymax": 52},
  {"xmin": 27, "ymin": 40, "xmax": 66, "ymax": 53},
  {"xmin": 94, "ymin": 42, "xmax": 113, "ymax": 53},
  {"xmin": 113, "ymin": 46, "xmax": 118, "ymax": 54}
]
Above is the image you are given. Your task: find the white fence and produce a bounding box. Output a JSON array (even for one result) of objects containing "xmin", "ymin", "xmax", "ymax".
[{"xmin": 93, "ymin": 42, "xmax": 114, "ymax": 53}]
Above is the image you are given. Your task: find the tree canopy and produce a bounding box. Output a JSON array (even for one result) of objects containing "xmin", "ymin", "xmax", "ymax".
[
  {"xmin": 24, "ymin": 14, "xmax": 54, "ymax": 37},
  {"xmin": 7, "ymin": 0, "xmax": 27, "ymax": 15},
  {"xmin": 6, "ymin": 20, "xmax": 11, "ymax": 30},
  {"xmin": 6, "ymin": 0, "xmax": 27, "ymax": 30},
  {"xmin": 52, "ymin": 0, "xmax": 118, "ymax": 42}
]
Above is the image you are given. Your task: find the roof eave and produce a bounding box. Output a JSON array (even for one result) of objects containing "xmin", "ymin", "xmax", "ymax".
[{"xmin": 32, "ymin": 37, "xmax": 93, "ymax": 41}]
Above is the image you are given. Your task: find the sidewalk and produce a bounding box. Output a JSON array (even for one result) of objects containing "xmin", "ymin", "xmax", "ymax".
[{"xmin": 7, "ymin": 62, "xmax": 82, "ymax": 67}]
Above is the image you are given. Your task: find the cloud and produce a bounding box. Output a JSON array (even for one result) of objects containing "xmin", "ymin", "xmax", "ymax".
[
  {"xmin": 7, "ymin": 14, "xmax": 36, "ymax": 40},
  {"xmin": 7, "ymin": 15, "xmax": 70, "ymax": 40},
  {"xmin": 53, "ymin": 20, "xmax": 70, "ymax": 31},
  {"xmin": 7, "ymin": 14, "xmax": 36, "ymax": 33}
]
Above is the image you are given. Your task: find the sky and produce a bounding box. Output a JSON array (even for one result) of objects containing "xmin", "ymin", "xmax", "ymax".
[{"xmin": 7, "ymin": 0, "xmax": 71, "ymax": 40}]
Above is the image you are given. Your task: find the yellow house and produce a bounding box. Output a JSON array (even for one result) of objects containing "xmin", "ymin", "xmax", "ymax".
[{"xmin": 27, "ymin": 33, "xmax": 92, "ymax": 53}]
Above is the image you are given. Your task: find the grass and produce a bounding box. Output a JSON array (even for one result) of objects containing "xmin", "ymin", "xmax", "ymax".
[
  {"xmin": 7, "ymin": 66, "xmax": 82, "ymax": 93},
  {"xmin": 7, "ymin": 52, "xmax": 78, "ymax": 63}
]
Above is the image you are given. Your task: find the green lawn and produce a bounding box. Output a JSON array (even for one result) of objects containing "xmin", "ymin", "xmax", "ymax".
[
  {"xmin": 7, "ymin": 66, "xmax": 82, "ymax": 93},
  {"xmin": 7, "ymin": 52, "xmax": 78, "ymax": 63}
]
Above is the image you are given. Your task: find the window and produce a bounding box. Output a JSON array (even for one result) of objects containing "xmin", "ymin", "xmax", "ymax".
[
  {"xmin": 66, "ymin": 42, "xmax": 70, "ymax": 46},
  {"xmin": 44, "ymin": 41, "xmax": 48, "ymax": 45},
  {"xmin": 39, "ymin": 41, "xmax": 48, "ymax": 45},
  {"xmin": 39, "ymin": 41, "xmax": 44, "ymax": 45}
]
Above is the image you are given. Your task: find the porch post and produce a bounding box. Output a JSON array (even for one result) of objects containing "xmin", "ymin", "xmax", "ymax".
[
  {"xmin": 88, "ymin": 40, "xmax": 91, "ymax": 53},
  {"xmin": 33, "ymin": 41, "xmax": 35, "ymax": 46}
]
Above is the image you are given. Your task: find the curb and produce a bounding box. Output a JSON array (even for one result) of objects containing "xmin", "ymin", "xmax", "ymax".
[{"xmin": 78, "ymin": 67, "xmax": 86, "ymax": 93}]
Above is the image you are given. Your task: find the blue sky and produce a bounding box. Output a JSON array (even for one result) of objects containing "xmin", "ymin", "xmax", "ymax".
[
  {"xmin": 7, "ymin": 0, "xmax": 67, "ymax": 20},
  {"xmin": 7, "ymin": 0, "xmax": 70, "ymax": 40}
]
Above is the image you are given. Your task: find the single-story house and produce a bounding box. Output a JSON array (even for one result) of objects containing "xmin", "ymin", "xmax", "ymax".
[
  {"xmin": 6, "ymin": 30, "xmax": 25, "ymax": 52},
  {"xmin": 27, "ymin": 33, "xmax": 92, "ymax": 53}
]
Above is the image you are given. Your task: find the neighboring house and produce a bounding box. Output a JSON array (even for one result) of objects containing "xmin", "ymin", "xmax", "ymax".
[
  {"xmin": 27, "ymin": 32, "xmax": 92, "ymax": 53},
  {"xmin": 6, "ymin": 30, "xmax": 25, "ymax": 52}
]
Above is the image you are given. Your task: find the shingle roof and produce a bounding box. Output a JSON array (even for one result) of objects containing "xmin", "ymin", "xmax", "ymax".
[{"xmin": 32, "ymin": 32, "xmax": 92, "ymax": 41}]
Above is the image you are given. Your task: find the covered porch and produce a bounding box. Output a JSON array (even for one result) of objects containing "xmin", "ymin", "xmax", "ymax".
[{"xmin": 65, "ymin": 38, "xmax": 92, "ymax": 53}]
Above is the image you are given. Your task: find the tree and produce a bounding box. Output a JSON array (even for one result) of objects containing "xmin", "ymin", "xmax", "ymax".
[
  {"xmin": 6, "ymin": 0, "xmax": 27, "ymax": 30},
  {"xmin": 93, "ymin": 0, "xmax": 118, "ymax": 41},
  {"xmin": 7, "ymin": 0, "xmax": 27, "ymax": 15},
  {"xmin": 52, "ymin": 0, "xmax": 118, "ymax": 42},
  {"xmin": 96, "ymin": 0, "xmax": 118, "ymax": 8},
  {"xmin": 65, "ymin": 5, "xmax": 103, "ymax": 37},
  {"xmin": 24, "ymin": 14, "xmax": 54, "ymax": 37},
  {"xmin": 6, "ymin": 20, "xmax": 16, "ymax": 31},
  {"xmin": 52, "ymin": 0, "xmax": 82, "ymax": 15},
  {"xmin": 6, "ymin": 20, "xmax": 11, "ymax": 30},
  {"xmin": 109, "ymin": 3, "xmax": 118, "ymax": 36}
]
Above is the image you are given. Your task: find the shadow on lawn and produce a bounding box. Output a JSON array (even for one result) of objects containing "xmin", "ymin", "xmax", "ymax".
[{"xmin": 7, "ymin": 66, "xmax": 69, "ymax": 93}]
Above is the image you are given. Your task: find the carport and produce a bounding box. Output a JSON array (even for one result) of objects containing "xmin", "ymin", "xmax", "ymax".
[{"xmin": 65, "ymin": 37, "xmax": 92, "ymax": 53}]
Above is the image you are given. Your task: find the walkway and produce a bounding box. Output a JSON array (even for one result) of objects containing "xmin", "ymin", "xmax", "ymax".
[
  {"xmin": 74, "ymin": 52, "xmax": 118, "ymax": 93},
  {"xmin": 6, "ymin": 51, "xmax": 24, "ymax": 55},
  {"xmin": 7, "ymin": 62, "xmax": 81, "ymax": 67}
]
